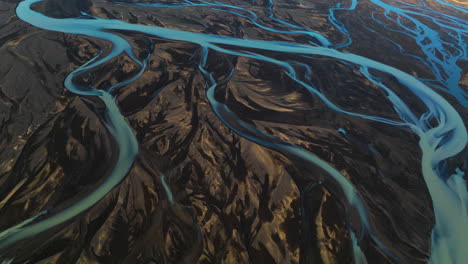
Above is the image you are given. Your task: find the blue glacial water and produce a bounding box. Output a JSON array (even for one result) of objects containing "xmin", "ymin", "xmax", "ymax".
[
  {"xmin": 1, "ymin": 0, "xmax": 466, "ymax": 263},
  {"xmin": 368, "ymin": 0, "xmax": 467, "ymax": 107}
]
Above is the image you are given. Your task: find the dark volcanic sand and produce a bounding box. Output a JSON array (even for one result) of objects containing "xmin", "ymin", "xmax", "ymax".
[{"xmin": 0, "ymin": 0, "xmax": 467, "ymax": 263}]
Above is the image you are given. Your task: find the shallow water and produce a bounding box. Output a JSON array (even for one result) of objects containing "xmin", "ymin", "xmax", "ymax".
[{"xmin": 0, "ymin": 0, "xmax": 466, "ymax": 263}]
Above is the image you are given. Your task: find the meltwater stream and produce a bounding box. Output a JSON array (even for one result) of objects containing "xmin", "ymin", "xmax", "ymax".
[
  {"xmin": 1, "ymin": 0, "xmax": 467, "ymax": 263},
  {"xmin": 368, "ymin": 0, "xmax": 468, "ymax": 107},
  {"xmin": 120, "ymin": 0, "xmax": 468, "ymax": 106}
]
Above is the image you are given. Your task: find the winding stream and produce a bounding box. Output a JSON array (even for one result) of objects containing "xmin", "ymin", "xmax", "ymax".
[{"xmin": 0, "ymin": 0, "xmax": 466, "ymax": 263}]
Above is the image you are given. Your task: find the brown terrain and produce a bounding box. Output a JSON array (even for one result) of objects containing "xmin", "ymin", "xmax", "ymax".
[{"xmin": 0, "ymin": 0, "xmax": 466, "ymax": 263}]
